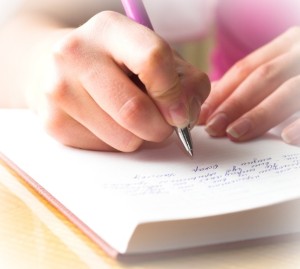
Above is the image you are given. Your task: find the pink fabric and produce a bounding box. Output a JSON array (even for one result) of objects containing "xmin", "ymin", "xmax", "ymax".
[{"xmin": 210, "ymin": 0, "xmax": 300, "ymax": 80}]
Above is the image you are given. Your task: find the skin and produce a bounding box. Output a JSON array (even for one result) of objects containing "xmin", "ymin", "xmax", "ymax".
[
  {"xmin": 0, "ymin": 3, "xmax": 210, "ymax": 152},
  {"xmin": 1, "ymin": 1, "xmax": 298, "ymax": 150},
  {"xmin": 199, "ymin": 27, "xmax": 300, "ymax": 146}
]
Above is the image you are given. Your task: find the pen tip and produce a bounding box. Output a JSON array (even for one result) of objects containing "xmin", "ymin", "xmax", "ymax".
[{"xmin": 175, "ymin": 127, "xmax": 194, "ymax": 157}]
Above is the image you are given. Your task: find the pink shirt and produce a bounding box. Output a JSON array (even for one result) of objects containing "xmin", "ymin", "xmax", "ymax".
[{"xmin": 211, "ymin": 0, "xmax": 300, "ymax": 80}]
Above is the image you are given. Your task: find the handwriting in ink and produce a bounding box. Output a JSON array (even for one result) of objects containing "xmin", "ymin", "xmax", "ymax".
[
  {"xmin": 193, "ymin": 164, "xmax": 218, "ymax": 173},
  {"xmin": 102, "ymin": 153, "xmax": 300, "ymax": 196}
]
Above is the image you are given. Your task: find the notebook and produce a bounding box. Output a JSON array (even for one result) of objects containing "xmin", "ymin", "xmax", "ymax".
[{"xmin": 0, "ymin": 109, "xmax": 300, "ymax": 257}]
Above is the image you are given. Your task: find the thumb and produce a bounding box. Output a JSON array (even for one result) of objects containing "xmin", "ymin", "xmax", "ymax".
[{"xmin": 141, "ymin": 53, "xmax": 210, "ymax": 129}]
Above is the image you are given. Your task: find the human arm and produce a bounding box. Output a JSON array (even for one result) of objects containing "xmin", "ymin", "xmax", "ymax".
[
  {"xmin": 0, "ymin": 0, "xmax": 210, "ymax": 151},
  {"xmin": 0, "ymin": 0, "xmax": 123, "ymax": 107}
]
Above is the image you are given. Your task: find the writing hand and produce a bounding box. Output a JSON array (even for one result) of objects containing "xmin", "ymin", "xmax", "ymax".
[
  {"xmin": 199, "ymin": 27, "xmax": 300, "ymax": 146},
  {"xmin": 30, "ymin": 11, "xmax": 210, "ymax": 152}
]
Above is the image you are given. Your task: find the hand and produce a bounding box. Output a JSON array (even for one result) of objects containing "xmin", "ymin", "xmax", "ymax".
[
  {"xmin": 29, "ymin": 11, "xmax": 210, "ymax": 152},
  {"xmin": 199, "ymin": 27, "xmax": 300, "ymax": 146}
]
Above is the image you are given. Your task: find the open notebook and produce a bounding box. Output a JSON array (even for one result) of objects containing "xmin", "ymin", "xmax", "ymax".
[{"xmin": 0, "ymin": 109, "xmax": 300, "ymax": 257}]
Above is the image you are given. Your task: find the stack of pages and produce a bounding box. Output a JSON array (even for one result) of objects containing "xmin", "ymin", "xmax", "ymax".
[{"xmin": 0, "ymin": 109, "xmax": 299, "ymax": 257}]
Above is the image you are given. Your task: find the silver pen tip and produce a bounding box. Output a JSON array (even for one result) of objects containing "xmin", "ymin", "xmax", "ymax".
[
  {"xmin": 188, "ymin": 147, "xmax": 193, "ymax": 157},
  {"xmin": 175, "ymin": 126, "xmax": 193, "ymax": 157}
]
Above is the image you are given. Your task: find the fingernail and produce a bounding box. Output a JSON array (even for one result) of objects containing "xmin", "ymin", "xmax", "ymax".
[
  {"xmin": 282, "ymin": 125, "xmax": 300, "ymax": 145},
  {"xmin": 226, "ymin": 118, "xmax": 252, "ymax": 139},
  {"xmin": 205, "ymin": 113, "xmax": 229, "ymax": 136},
  {"xmin": 198, "ymin": 103, "xmax": 211, "ymax": 124},
  {"xmin": 189, "ymin": 98, "xmax": 202, "ymax": 128},
  {"xmin": 169, "ymin": 101, "xmax": 189, "ymax": 128}
]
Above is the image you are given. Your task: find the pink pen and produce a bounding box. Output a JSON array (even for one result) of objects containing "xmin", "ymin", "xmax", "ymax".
[
  {"xmin": 121, "ymin": 0, "xmax": 153, "ymax": 29},
  {"xmin": 120, "ymin": 0, "xmax": 193, "ymax": 157}
]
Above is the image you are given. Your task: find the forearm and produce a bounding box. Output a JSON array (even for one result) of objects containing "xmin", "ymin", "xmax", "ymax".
[
  {"xmin": 0, "ymin": 12, "xmax": 67, "ymax": 107},
  {"xmin": 0, "ymin": 0, "xmax": 123, "ymax": 108}
]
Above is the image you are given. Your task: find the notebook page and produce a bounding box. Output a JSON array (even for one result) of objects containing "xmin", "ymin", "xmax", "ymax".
[{"xmin": 0, "ymin": 109, "xmax": 300, "ymax": 253}]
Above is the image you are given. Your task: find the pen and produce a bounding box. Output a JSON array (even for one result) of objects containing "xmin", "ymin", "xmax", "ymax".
[{"xmin": 120, "ymin": 0, "xmax": 193, "ymax": 157}]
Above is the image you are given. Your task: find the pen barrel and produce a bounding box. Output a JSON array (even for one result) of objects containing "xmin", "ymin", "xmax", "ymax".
[{"xmin": 121, "ymin": 0, "xmax": 153, "ymax": 29}]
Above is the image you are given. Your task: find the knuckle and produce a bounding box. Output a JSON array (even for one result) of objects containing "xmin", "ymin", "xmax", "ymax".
[
  {"xmin": 231, "ymin": 59, "xmax": 253, "ymax": 78},
  {"xmin": 53, "ymin": 33, "xmax": 83, "ymax": 64},
  {"xmin": 224, "ymin": 97, "xmax": 247, "ymax": 118},
  {"xmin": 284, "ymin": 76, "xmax": 300, "ymax": 101},
  {"xmin": 120, "ymin": 135, "xmax": 143, "ymax": 153},
  {"xmin": 254, "ymin": 63, "xmax": 277, "ymax": 81},
  {"xmin": 252, "ymin": 106, "xmax": 269, "ymax": 124},
  {"xmin": 88, "ymin": 11, "xmax": 122, "ymax": 35},
  {"xmin": 46, "ymin": 78, "xmax": 71, "ymax": 105},
  {"xmin": 148, "ymin": 39, "xmax": 171, "ymax": 64},
  {"xmin": 151, "ymin": 76, "xmax": 180, "ymax": 101},
  {"xmin": 141, "ymin": 38, "xmax": 172, "ymax": 73},
  {"xmin": 195, "ymin": 72, "xmax": 211, "ymax": 101},
  {"xmin": 118, "ymin": 96, "xmax": 146, "ymax": 128},
  {"xmin": 94, "ymin": 10, "xmax": 120, "ymax": 25},
  {"xmin": 286, "ymin": 76, "xmax": 300, "ymax": 91}
]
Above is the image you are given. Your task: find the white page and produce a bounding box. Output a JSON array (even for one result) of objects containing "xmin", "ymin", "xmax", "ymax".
[{"xmin": 0, "ymin": 109, "xmax": 300, "ymax": 253}]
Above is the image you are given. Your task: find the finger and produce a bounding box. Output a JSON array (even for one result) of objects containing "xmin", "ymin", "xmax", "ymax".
[
  {"xmin": 42, "ymin": 105, "xmax": 115, "ymax": 151},
  {"xmin": 53, "ymin": 20, "xmax": 173, "ymax": 145},
  {"xmin": 199, "ymin": 80, "xmax": 217, "ymax": 124},
  {"xmin": 201, "ymin": 27, "xmax": 300, "ymax": 122},
  {"xmin": 82, "ymin": 11, "xmax": 208, "ymax": 128},
  {"xmin": 226, "ymin": 76, "xmax": 300, "ymax": 142},
  {"xmin": 282, "ymin": 118, "xmax": 300, "ymax": 146},
  {"xmin": 205, "ymin": 49, "xmax": 300, "ymax": 136},
  {"xmin": 174, "ymin": 55, "xmax": 210, "ymax": 127},
  {"xmin": 79, "ymin": 56, "xmax": 173, "ymax": 143},
  {"xmin": 47, "ymin": 79, "xmax": 144, "ymax": 152}
]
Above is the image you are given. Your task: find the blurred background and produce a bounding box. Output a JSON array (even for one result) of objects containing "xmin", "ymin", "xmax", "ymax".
[{"xmin": 0, "ymin": 0, "xmax": 213, "ymax": 75}]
